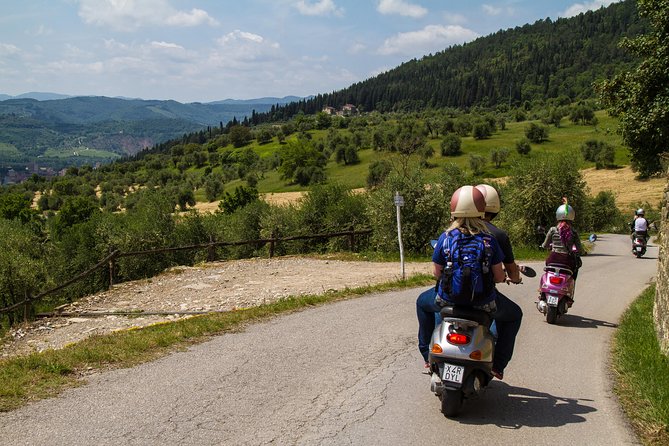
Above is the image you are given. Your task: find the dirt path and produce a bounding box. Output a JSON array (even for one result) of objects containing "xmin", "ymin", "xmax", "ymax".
[{"xmin": 1, "ymin": 257, "xmax": 430, "ymax": 359}]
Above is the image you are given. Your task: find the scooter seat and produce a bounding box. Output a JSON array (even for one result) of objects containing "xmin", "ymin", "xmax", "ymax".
[
  {"xmin": 545, "ymin": 264, "xmax": 573, "ymax": 275},
  {"xmin": 440, "ymin": 305, "xmax": 492, "ymax": 326}
]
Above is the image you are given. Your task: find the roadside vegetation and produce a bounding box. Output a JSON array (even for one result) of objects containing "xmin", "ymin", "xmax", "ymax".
[{"xmin": 612, "ymin": 285, "xmax": 669, "ymax": 445}]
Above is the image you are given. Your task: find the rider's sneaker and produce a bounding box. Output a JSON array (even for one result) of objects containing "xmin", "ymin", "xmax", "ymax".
[{"xmin": 491, "ymin": 369, "xmax": 504, "ymax": 380}]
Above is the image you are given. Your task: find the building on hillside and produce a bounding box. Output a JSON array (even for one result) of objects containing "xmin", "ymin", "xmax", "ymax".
[
  {"xmin": 341, "ymin": 104, "xmax": 358, "ymax": 116},
  {"xmin": 322, "ymin": 106, "xmax": 336, "ymax": 115}
]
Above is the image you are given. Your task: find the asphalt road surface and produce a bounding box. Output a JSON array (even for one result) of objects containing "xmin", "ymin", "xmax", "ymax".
[{"xmin": 0, "ymin": 234, "xmax": 657, "ymax": 445}]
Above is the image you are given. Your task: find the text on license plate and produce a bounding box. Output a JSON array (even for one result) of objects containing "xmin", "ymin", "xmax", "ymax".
[
  {"xmin": 547, "ymin": 295, "xmax": 559, "ymax": 305},
  {"xmin": 442, "ymin": 363, "xmax": 465, "ymax": 384}
]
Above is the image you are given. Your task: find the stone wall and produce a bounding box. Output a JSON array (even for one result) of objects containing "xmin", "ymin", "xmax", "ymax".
[{"xmin": 654, "ymin": 172, "xmax": 669, "ymax": 355}]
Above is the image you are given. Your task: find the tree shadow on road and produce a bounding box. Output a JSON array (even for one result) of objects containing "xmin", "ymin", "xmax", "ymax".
[
  {"xmin": 557, "ymin": 314, "xmax": 618, "ymax": 329},
  {"xmin": 456, "ymin": 382, "xmax": 596, "ymax": 428}
]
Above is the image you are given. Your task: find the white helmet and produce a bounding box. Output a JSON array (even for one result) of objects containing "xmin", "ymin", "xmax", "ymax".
[
  {"xmin": 556, "ymin": 203, "xmax": 575, "ymax": 221},
  {"xmin": 475, "ymin": 184, "xmax": 501, "ymax": 213},
  {"xmin": 450, "ymin": 186, "xmax": 486, "ymax": 218},
  {"xmin": 636, "ymin": 208, "xmax": 645, "ymax": 216}
]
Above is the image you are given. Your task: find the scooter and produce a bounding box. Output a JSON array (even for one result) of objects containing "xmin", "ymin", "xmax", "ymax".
[
  {"xmin": 427, "ymin": 263, "xmax": 535, "ymax": 417},
  {"xmin": 632, "ymin": 233, "xmax": 647, "ymax": 258},
  {"xmin": 536, "ymin": 264, "xmax": 575, "ymax": 324}
]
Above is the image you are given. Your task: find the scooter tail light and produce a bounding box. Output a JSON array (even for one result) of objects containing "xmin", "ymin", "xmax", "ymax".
[
  {"xmin": 446, "ymin": 333, "xmax": 470, "ymax": 345},
  {"xmin": 469, "ymin": 350, "xmax": 482, "ymax": 360},
  {"xmin": 431, "ymin": 344, "xmax": 443, "ymax": 354},
  {"xmin": 549, "ymin": 276, "xmax": 564, "ymax": 285}
]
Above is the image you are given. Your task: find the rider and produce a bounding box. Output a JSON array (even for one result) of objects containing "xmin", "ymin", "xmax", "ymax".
[
  {"xmin": 416, "ymin": 185, "xmax": 522, "ymax": 380},
  {"xmin": 541, "ymin": 199, "xmax": 584, "ymax": 280},
  {"xmin": 630, "ymin": 208, "xmax": 649, "ymax": 243}
]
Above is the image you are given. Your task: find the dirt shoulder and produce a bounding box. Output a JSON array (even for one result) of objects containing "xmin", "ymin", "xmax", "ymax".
[{"xmin": 1, "ymin": 257, "xmax": 430, "ymax": 359}]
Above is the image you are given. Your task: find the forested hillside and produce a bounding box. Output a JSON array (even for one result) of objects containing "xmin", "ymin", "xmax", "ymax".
[
  {"xmin": 0, "ymin": 96, "xmax": 296, "ymax": 170},
  {"xmin": 258, "ymin": 0, "xmax": 645, "ymax": 121}
]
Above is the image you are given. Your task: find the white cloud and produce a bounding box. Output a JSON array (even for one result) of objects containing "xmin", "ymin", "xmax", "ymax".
[
  {"xmin": 214, "ymin": 30, "xmax": 281, "ymax": 65},
  {"xmin": 378, "ymin": 25, "xmax": 479, "ymax": 56},
  {"xmin": 0, "ymin": 43, "xmax": 21, "ymax": 56},
  {"xmin": 77, "ymin": 0, "xmax": 218, "ymax": 31},
  {"xmin": 482, "ymin": 4, "xmax": 515, "ymax": 16},
  {"xmin": 561, "ymin": 0, "xmax": 619, "ymax": 17},
  {"xmin": 348, "ymin": 42, "xmax": 366, "ymax": 54},
  {"xmin": 482, "ymin": 4, "xmax": 502, "ymax": 16},
  {"xmin": 294, "ymin": 0, "xmax": 344, "ymax": 17},
  {"xmin": 377, "ymin": 0, "xmax": 427, "ymax": 18}
]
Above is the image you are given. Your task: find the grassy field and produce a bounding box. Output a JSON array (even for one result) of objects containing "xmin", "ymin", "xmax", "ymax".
[
  {"xmin": 208, "ymin": 111, "xmax": 629, "ymax": 196},
  {"xmin": 41, "ymin": 146, "xmax": 121, "ymax": 160}
]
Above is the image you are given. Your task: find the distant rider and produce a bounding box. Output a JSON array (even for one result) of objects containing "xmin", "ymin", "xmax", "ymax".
[
  {"xmin": 630, "ymin": 208, "xmax": 649, "ymax": 243},
  {"xmin": 541, "ymin": 199, "xmax": 584, "ymax": 280}
]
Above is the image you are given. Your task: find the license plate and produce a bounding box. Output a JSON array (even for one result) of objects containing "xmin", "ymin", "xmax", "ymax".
[
  {"xmin": 547, "ymin": 295, "xmax": 559, "ymax": 305},
  {"xmin": 636, "ymin": 247, "xmax": 642, "ymax": 251},
  {"xmin": 442, "ymin": 363, "xmax": 465, "ymax": 384}
]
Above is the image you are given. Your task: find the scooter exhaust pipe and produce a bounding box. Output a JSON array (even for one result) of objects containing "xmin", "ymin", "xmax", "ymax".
[{"xmin": 430, "ymin": 372, "xmax": 444, "ymax": 396}]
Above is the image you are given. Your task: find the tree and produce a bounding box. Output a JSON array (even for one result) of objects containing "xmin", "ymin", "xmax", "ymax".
[
  {"xmin": 599, "ymin": 0, "xmax": 669, "ymax": 177},
  {"xmin": 490, "ymin": 147, "xmax": 510, "ymax": 168},
  {"xmin": 278, "ymin": 137, "xmax": 327, "ymax": 185},
  {"xmin": 440, "ymin": 133, "xmax": 462, "ymax": 156},
  {"xmin": 580, "ymin": 139, "xmax": 616, "ymax": 169},
  {"xmin": 515, "ymin": 138, "xmax": 532, "ymax": 155},
  {"xmin": 218, "ymin": 186, "xmax": 259, "ymax": 214},
  {"xmin": 468, "ymin": 154, "xmax": 486, "ymax": 175},
  {"xmin": 228, "ymin": 125, "xmax": 252, "ymax": 148},
  {"xmin": 0, "ymin": 192, "xmax": 33, "ymax": 222},
  {"xmin": 525, "ymin": 122, "xmax": 549, "ymax": 143},
  {"xmin": 367, "ymin": 160, "xmax": 392, "ymax": 188}
]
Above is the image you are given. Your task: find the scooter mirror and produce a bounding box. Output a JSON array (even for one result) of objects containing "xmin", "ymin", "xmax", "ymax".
[
  {"xmin": 519, "ymin": 265, "xmax": 537, "ymax": 278},
  {"xmin": 430, "ymin": 239, "xmax": 438, "ymax": 249},
  {"xmin": 589, "ymin": 234, "xmax": 597, "ymax": 243}
]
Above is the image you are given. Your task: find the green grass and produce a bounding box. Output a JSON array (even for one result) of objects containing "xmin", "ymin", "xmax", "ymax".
[
  {"xmin": 612, "ymin": 284, "xmax": 669, "ymax": 445},
  {"xmin": 41, "ymin": 146, "xmax": 121, "ymax": 159},
  {"xmin": 0, "ymin": 274, "xmax": 433, "ymax": 412}
]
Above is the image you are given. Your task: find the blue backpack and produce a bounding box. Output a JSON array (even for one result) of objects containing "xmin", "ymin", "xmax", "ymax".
[{"xmin": 438, "ymin": 230, "xmax": 495, "ymax": 305}]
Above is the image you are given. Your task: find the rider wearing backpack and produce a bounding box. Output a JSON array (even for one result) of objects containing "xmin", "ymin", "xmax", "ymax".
[{"xmin": 417, "ymin": 185, "xmax": 517, "ymax": 380}]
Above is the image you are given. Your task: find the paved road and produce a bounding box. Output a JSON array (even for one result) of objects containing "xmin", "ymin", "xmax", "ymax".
[{"xmin": 0, "ymin": 234, "xmax": 656, "ymax": 445}]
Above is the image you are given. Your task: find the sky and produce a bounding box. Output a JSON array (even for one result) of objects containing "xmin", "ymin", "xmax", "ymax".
[{"xmin": 0, "ymin": 0, "xmax": 623, "ymax": 103}]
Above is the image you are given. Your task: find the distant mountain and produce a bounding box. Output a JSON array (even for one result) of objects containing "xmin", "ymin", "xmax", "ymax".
[
  {"xmin": 209, "ymin": 96, "xmax": 309, "ymax": 105},
  {"xmin": 14, "ymin": 92, "xmax": 73, "ymax": 101},
  {"xmin": 0, "ymin": 95, "xmax": 307, "ymax": 170}
]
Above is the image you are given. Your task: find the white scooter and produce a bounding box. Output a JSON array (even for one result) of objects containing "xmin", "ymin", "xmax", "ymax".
[{"xmin": 427, "ymin": 246, "xmax": 534, "ymax": 417}]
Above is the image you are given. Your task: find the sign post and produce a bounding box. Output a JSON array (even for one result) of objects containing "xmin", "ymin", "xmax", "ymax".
[{"xmin": 394, "ymin": 191, "xmax": 405, "ymax": 280}]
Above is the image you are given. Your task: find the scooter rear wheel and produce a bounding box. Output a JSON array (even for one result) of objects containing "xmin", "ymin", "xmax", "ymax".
[
  {"xmin": 546, "ymin": 305, "xmax": 558, "ymax": 324},
  {"xmin": 441, "ymin": 389, "xmax": 463, "ymax": 417}
]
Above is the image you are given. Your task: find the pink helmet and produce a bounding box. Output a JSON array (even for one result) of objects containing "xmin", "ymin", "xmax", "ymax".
[{"xmin": 450, "ymin": 186, "xmax": 486, "ymax": 218}]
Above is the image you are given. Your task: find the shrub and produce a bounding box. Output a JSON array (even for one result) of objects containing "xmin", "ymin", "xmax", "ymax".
[
  {"xmin": 516, "ymin": 138, "xmax": 532, "ymax": 155},
  {"xmin": 525, "ymin": 122, "xmax": 549, "ymax": 143},
  {"xmin": 440, "ymin": 133, "xmax": 462, "ymax": 156}
]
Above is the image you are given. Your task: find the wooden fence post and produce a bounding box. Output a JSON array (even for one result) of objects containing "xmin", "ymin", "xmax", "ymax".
[
  {"xmin": 269, "ymin": 230, "xmax": 276, "ymax": 258},
  {"xmin": 109, "ymin": 249, "xmax": 115, "ymax": 289},
  {"xmin": 207, "ymin": 236, "xmax": 216, "ymax": 262},
  {"xmin": 23, "ymin": 289, "xmax": 31, "ymax": 322},
  {"xmin": 348, "ymin": 226, "xmax": 355, "ymax": 251}
]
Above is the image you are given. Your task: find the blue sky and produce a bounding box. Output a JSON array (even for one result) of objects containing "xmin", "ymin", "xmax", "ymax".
[{"xmin": 0, "ymin": 0, "xmax": 622, "ymax": 103}]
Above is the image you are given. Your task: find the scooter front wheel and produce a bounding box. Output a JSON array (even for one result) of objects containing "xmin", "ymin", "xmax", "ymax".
[{"xmin": 441, "ymin": 389, "xmax": 463, "ymax": 417}]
